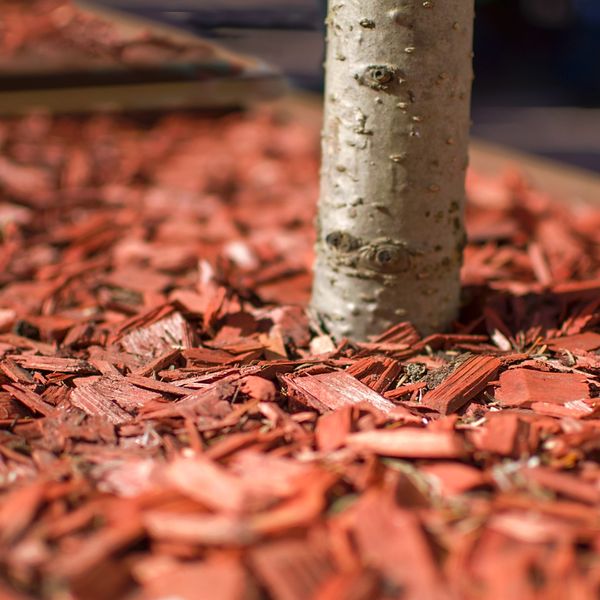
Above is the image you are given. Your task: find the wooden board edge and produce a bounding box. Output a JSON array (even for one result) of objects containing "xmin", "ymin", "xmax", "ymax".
[{"xmin": 0, "ymin": 76, "xmax": 287, "ymax": 115}]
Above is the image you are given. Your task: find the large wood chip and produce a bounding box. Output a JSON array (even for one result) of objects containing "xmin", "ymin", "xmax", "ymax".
[
  {"xmin": 351, "ymin": 491, "xmax": 446, "ymax": 599},
  {"xmin": 165, "ymin": 457, "xmax": 248, "ymax": 513},
  {"xmin": 250, "ymin": 537, "xmax": 334, "ymax": 600},
  {"xmin": 522, "ymin": 467, "xmax": 600, "ymax": 505},
  {"xmin": 144, "ymin": 511, "xmax": 256, "ymax": 546},
  {"xmin": 282, "ymin": 371, "xmax": 396, "ymax": 414},
  {"xmin": 7, "ymin": 355, "xmax": 97, "ymax": 374},
  {"xmin": 3, "ymin": 384, "xmax": 57, "ymax": 417},
  {"xmin": 140, "ymin": 378, "xmax": 236, "ymax": 420},
  {"xmin": 469, "ymin": 412, "xmax": 531, "ymax": 456},
  {"xmin": 141, "ymin": 558, "xmax": 252, "ymax": 600},
  {"xmin": 495, "ymin": 368, "xmax": 590, "ymax": 407},
  {"xmin": 119, "ymin": 312, "xmax": 195, "ymax": 360},
  {"xmin": 346, "ymin": 428, "xmax": 466, "ymax": 459},
  {"xmin": 422, "ymin": 355, "xmax": 501, "ymax": 414},
  {"xmin": 547, "ymin": 332, "xmax": 600, "ymax": 352},
  {"xmin": 346, "ymin": 356, "xmax": 402, "ymax": 394},
  {"xmin": 316, "ymin": 406, "xmax": 352, "ymax": 452},
  {"xmin": 70, "ymin": 377, "xmax": 160, "ymax": 424}
]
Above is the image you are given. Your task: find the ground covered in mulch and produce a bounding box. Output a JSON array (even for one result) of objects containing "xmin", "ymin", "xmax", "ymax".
[{"xmin": 0, "ymin": 106, "xmax": 598, "ymax": 600}]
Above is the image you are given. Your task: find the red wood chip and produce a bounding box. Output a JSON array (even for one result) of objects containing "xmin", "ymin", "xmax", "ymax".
[
  {"xmin": 125, "ymin": 374, "xmax": 189, "ymax": 397},
  {"xmin": 119, "ymin": 312, "xmax": 195, "ymax": 360},
  {"xmin": 3, "ymin": 384, "xmax": 57, "ymax": 417},
  {"xmin": 346, "ymin": 356, "xmax": 402, "ymax": 394},
  {"xmin": 547, "ymin": 332, "xmax": 600, "ymax": 352},
  {"xmin": 141, "ymin": 558, "xmax": 251, "ymax": 600},
  {"xmin": 316, "ymin": 406, "xmax": 353, "ymax": 452},
  {"xmin": 0, "ymin": 359, "xmax": 36, "ymax": 384},
  {"xmin": 346, "ymin": 428, "xmax": 466, "ymax": 459},
  {"xmin": 141, "ymin": 378, "xmax": 236, "ymax": 420},
  {"xmin": 269, "ymin": 306, "xmax": 311, "ymax": 347},
  {"xmin": 282, "ymin": 371, "xmax": 396, "ymax": 414},
  {"xmin": 7, "ymin": 355, "xmax": 96, "ymax": 374},
  {"xmin": 522, "ymin": 467, "xmax": 600, "ymax": 505},
  {"xmin": 384, "ymin": 381, "xmax": 427, "ymax": 401},
  {"xmin": 351, "ymin": 491, "xmax": 445, "ymax": 598},
  {"xmin": 250, "ymin": 537, "xmax": 334, "ymax": 600},
  {"xmin": 134, "ymin": 349, "xmax": 181, "ymax": 377},
  {"xmin": 370, "ymin": 321, "xmax": 422, "ymax": 345},
  {"xmin": 240, "ymin": 376, "xmax": 277, "ymax": 402},
  {"xmin": 530, "ymin": 400, "xmax": 596, "ymax": 419},
  {"xmin": 421, "ymin": 355, "xmax": 501, "ymax": 414},
  {"xmin": 144, "ymin": 511, "xmax": 256, "ymax": 547},
  {"xmin": 70, "ymin": 376, "xmax": 161, "ymax": 424},
  {"xmin": 495, "ymin": 368, "xmax": 590, "ymax": 407},
  {"xmin": 0, "ymin": 482, "xmax": 47, "ymax": 545},
  {"xmin": 182, "ymin": 347, "xmax": 237, "ymax": 365},
  {"xmin": 313, "ymin": 570, "xmax": 381, "ymax": 600},
  {"xmin": 50, "ymin": 521, "xmax": 144, "ymax": 582},
  {"xmin": 469, "ymin": 413, "xmax": 531, "ymax": 456},
  {"xmin": 421, "ymin": 462, "xmax": 486, "ymax": 496},
  {"xmin": 165, "ymin": 456, "xmax": 248, "ymax": 513}
]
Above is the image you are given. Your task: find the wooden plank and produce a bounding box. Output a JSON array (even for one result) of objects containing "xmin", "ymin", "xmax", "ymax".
[
  {"xmin": 470, "ymin": 139, "xmax": 600, "ymax": 207},
  {"xmin": 0, "ymin": 77, "xmax": 285, "ymax": 115}
]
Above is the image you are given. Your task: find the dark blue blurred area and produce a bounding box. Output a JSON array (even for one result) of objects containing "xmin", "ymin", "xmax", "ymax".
[
  {"xmin": 472, "ymin": 0, "xmax": 600, "ymax": 171},
  {"xmin": 95, "ymin": 0, "xmax": 600, "ymax": 170},
  {"xmin": 475, "ymin": 0, "xmax": 600, "ymax": 103}
]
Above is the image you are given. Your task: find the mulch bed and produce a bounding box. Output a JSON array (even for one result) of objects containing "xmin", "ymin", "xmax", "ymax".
[{"xmin": 0, "ymin": 105, "xmax": 598, "ymax": 600}]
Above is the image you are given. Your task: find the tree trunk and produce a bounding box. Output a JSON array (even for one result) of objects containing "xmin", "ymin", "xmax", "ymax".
[{"xmin": 312, "ymin": 1, "xmax": 475, "ymax": 341}]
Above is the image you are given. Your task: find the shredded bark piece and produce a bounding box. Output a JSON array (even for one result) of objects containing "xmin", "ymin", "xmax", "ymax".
[
  {"xmin": 140, "ymin": 557, "xmax": 252, "ymax": 600},
  {"xmin": 7, "ymin": 355, "xmax": 96, "ymax": 374},
  {"xmin": 346, "ymin": 428, "xmax": 467, "ymax": 459},
  {"xmin": 119, "ymin": 311, "xmax": 195, "ymax": 360},
  {"xmin": 3, "ymin": 384, "xmax": 57, "ymax": 417},
  {"xmin": 495, "ymin": 368, "xmax": 590, "ymax": 407},
  {"xmin": 282, "ymin": 371, "xmax": 396, "ymax": 414},
  {"xmin": 250, "ymin": 537, "xmax": 334, "ymax": 600},
  {"xmin": 547, "ymin": 332, "xmax": 600, "ymax": 352},
  {"xmin": 70, "ymin": 377, "xmax": 148, "ymax": 423},
  {"xmin": 422, "ymin": 355, "xmax": 501, "ymax": 414}
]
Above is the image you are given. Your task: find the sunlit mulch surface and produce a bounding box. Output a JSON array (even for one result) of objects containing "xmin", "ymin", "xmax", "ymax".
[{"xmin": 0, "ymin": 108, "xmax": 599, "ymax": 600}]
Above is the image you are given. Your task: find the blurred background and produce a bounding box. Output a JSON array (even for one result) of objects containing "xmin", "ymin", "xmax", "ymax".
[{"xmin": 91, "ymin": 0, "xmax": 600, "ymax": 172}]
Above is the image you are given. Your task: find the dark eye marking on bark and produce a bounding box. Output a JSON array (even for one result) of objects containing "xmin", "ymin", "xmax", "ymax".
[
  {"xmin": 325, "ymin": 231, "xmax": 360, "ymax": 252},
  {"xmin": 360, "ymin": 243, "xmax": 411, "ymax": 273},
  {"xmin": 325, "ymin": 232, "xmax": 412, "ymax": 274},
  {"xmin": 376, "ymin": 249, "xmax": 393, "ymax": 264},
  {"xmin": 359, "ymin": 18, "xmax": 376, "ymax": 28},
  {"xmin": 356, "ymin": 64, "xmax": 403, "ymax": 91}
]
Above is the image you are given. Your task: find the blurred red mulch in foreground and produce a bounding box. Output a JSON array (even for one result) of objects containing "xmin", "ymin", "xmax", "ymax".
[{"xmin": 0, "ymin": 107, "xmax": 598, "ymax": 600}]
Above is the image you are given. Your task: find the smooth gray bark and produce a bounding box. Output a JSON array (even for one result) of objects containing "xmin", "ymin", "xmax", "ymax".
[{"xmin": 312, "ymin": 0, "xmax": 475, "ymax": 340}]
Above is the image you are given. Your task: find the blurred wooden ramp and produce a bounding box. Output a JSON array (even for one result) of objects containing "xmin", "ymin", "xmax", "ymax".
[{"xmin": 0, "ymin": 0, "xmax": 286, "ymax": 114}]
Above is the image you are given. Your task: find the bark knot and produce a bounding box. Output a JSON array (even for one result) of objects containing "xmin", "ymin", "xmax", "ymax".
[
  {"xmin": 325, "ymin": 231, "xmax": 360, "ymax": 253},
  {"xmin": 357, "ymin": 64, "xmax": 403, "ymax": 91},
  {"xmin": 361, "ymin": 242, "xmax": 411, "ymax": 274},
  {"xmin": 324, "ymin": 232, "xmax": 412, "ymax": 275}
]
